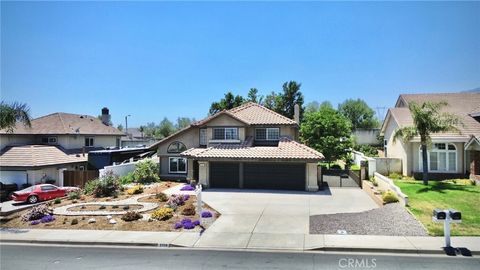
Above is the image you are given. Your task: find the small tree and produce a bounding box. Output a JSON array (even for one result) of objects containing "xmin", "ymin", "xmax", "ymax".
[
  {"xmin": 338, "ymin": 98, "xmax": 379, "ymax": 130},
  {"xmin": 393, "ymin": 101, "xmax": 460, "ymax": 185},
  {"xmin": 300, "ymin": 106, "xmax": 353, "ymax": 167}
]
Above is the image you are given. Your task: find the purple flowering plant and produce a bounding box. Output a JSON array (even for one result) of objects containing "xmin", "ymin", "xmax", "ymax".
[
  {"xmin": 201, "ymin": 211, "xmax": 212, "ymax": 218},
  {"xmin": 180, "ymin": 185, "xmax": 195, "ymax": 191},
  {"xmin": 41, "ymin": 215, "xmax": 55, "ymax": 223},
  {"xmin": 30, "ymin": 220, "xmax": 40, "ymax": 225}
]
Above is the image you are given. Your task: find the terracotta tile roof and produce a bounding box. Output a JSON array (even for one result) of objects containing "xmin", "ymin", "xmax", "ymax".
[
  {"xmin": 0, "ymin": 113, "xmax": 124, "ymax": 136},
  {"xmin": 0, "ymin": 145, "xmax": 87, "ymax": 167},
  {"xmin": 228, "ymin": 102, "xmax": 298, "ymax": 125},
  {"xmin": 181, "ymin": 137, "xmax": 324, "ymax": 161},
  {"xmin": 388, "ymin": 92, "xmax": 480, "ymax": 139}
]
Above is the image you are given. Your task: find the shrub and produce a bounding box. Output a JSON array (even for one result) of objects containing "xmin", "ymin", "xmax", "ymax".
[
  {"xmin": 31, "ymin": 220, "xmax": 40, "ymax": 225},
  {"xmin": 71, "ymin": 218, "xmax": 78, "ymax": 225},
  {"xmin": 123, "ymin": 205, "xmax": 130, "ymax": 210},
  {"xmin": 388, "ymin": 173, "xmax": 403, "ymax": 180},
  {"xmin": 201, "ymin": 211, "xmax": 212, "ymax": 218},
  {"xmin": 112, "ymin": 205, "xmax": 119, "ymax": 209},
  {"xmin": 350, "ymin": 164, "xmax": 361, "ymax": 171},
  {"xmin": 354, "ymin": 144, "xmax": 379, "ymax": 157},
  {"xmin": 99, "ymin": 205, "xmax": 106, "ymax": 210},
  {"xmin": 180, "ymin": 185, "xmax": 195, "ymax": 191},
  {"xmin": 155, "ymin": 193, "xmax": 168, "ymax": 202},
  {"xmin": 151, "ymin": 207, "xmax": 174, "ymax": 221},
  {"xmin": 126, "ymin": 185, "xmax": 144, "ymax": 195},
  {"xmin": 330, "ymin": 164, "xmax": 342, "ymax": 170},
  {"xmin": 382, "ymin": 190, "xmax": 399, "ymax": 204},
  {"xmin": 22, "ymin": 204, "xmax": 51, "ymax": 222},
  {"xmin": 119, "ymin": 172, "xmax": 135, "ymax": 185},
  {"xmin": 132, "ymin": 159, "xmax": 160, "ymax": 184},
  {"xmin": 121, "ymin": 211, "xmax": 142, "ymax": 222},
  {"xmin": 84, "ymin": 171, "xmax": 120, "ymax": 197},
  {"xmin": 54, "ymin": 198, "xmax": 61, "ymax": 204},
  {"xmin": 41, "ymin": 215, "xmax": 55, "ymax": 223},
  {"xmin": 166, "ymin": 194, "xmax": 189, "ymax": 209},
  {"xmin": 173, "ymin": 222, "xmax": 183, "ymax": 229},
  {"xmin": 181, "ymin": 204, "xmax": 196, "ymax": 216},
  {"xmin": 68, "ymin": 191, "xmax": 81, "ymax": 200}
]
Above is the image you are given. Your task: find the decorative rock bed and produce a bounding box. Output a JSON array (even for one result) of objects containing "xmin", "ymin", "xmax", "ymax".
[{"xmin": 53, "ymin": 194, "xmax": 159, "ymax": 216}]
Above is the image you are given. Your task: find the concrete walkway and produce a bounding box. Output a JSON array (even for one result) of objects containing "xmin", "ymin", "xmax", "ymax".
[{"xmin": 1, "ymin": 228, "xmax": 479, "ymax": 255}]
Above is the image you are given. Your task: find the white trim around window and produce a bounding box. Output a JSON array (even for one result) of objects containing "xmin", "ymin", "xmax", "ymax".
[
  {"xmin": 418, "ymin": 143, "xmax": 457, "ymax": 173},
  {"xmin": 169, "ymin": 157, "xmax": 187, "ymax": 174}
]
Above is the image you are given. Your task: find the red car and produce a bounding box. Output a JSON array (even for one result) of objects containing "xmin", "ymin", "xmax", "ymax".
[{"xmin": 11, "ymin": 184, "xmax": 79, "ymax": 204}]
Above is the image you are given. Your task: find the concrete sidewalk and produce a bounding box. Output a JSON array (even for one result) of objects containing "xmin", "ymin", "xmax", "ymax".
[{"xmin": 1, "ymin": 228, "xmax": 479, "ymax": 255}]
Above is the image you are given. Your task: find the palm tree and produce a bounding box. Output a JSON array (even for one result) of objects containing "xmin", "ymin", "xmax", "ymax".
[
  {"xmin": 0, "ymin": 101, "xmax": 32, "ymax": 132},
  {"xmin": 393, "ymin": 101, "xmax": 460, "ymax": 185}
]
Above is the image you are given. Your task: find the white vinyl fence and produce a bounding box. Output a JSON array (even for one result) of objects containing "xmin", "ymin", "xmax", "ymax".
[
  {"xmin": 352, "ymin": 150, "xmax": 402, "ymax": 177},
  {"xmin": 99, "ymin": 157, "xmax": 159, "ymax": 178}
]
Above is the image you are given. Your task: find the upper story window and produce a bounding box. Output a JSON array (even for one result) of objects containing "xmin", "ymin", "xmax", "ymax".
[
  {"xmin": 85, "ymin": 137, "xmax": 94, "ymax": 147},
  {"xmin": 255, "ymin": 128, "xmax": 280, "ymax": 141},
  {"xmin": 199, "ymin": 128, "xmax": 207, "ymax": 146},
  {"xmin": 419, "ymin": 143, "xmax": 457, "ymax": 172},
  {"xmin": 41, "ymin": 137, "xmax": 58, "ymax": 145},
  {"xmin": 213, "ymin": 128, "xmax": 238, "ymax": 140},
  {"xmin": 167, "ymin": 141, "xmax": 187, "ymax": 153}
]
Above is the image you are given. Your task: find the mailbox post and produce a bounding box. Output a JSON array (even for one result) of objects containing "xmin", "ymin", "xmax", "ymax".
[{"xmin": 432, "ymin": 209, "xmax": 461, "ymax": 248}]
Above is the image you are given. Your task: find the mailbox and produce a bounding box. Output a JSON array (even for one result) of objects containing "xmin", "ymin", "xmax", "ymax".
[
  {"xmin": 433, "ymin": 209, "xmax": 446, "ymax": 220},
  {"xmin": 449, "ymin": 209, "xmax": 461, "ymax": 220}
]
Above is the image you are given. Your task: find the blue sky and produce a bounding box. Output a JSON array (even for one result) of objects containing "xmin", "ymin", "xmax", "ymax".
[{"xmin": 1, "ymin": 1, "xmax": 479, "ymax": 127}]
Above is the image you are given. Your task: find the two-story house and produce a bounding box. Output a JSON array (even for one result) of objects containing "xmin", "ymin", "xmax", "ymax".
[
  {"xmin": 0, "ymin": 108, "xmax": 123, "ymax": 187},
  {"xmin": 381, "ymin": 92, "xmax": 480, "ymax": 180},
  {"xmin": 151, "ymin": 102, "xmax": 324, "ymax": 191}
]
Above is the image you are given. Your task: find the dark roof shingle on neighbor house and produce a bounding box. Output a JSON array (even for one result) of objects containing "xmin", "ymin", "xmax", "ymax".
[
  {"xmin": 182, "ymin": 137, "xmax": 324, "ymax": 161},
  {"xmin": 0, "ymin": 113, "xmax": 124, "ymax": 136},
  {"xmin": 386, "ymin": 92, "xmax": 480, "ymax": 139},
  {"xmin": 0, "ymin": 145, "xmax": 87, "ymax": 168}
]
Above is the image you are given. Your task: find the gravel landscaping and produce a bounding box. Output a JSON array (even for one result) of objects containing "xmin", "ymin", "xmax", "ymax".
[{"xmin": 310, "ymin": 203, "xmax": 427, "ymax": 236}]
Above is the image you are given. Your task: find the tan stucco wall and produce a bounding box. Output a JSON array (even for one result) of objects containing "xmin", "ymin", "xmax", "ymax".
[
  {"xmin": 306, "ymin": 163, "xmax": 318, "ymax": 191},
  {"xmin": 157, "ymin": 128, "xmax": 200, "ymax": 156},
  {"xmin": 0, "ymin": 135, "xmax": 35, "ymax": 150},
  {"xmin": 204, "ymin": 114, "xmax": 245, "ymax": 127},
  {"xmin": 384, "ymin": 119, "xmax": 409, "ymax": 175}
]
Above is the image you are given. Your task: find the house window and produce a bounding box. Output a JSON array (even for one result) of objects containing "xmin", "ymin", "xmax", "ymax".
[
  {"xmin": 200, "ymin": 128, "xmax": 207, "ymax": 146},
  {"xmin": 85, "ymin": 137, "xmax": 94, "ymax": 147},
  {"xmin": 419, "ymin": 143, "xmax": 457, "ymax": 172},
  {"xmin": 41, "ymin": 137, "xmax": 58, "ymax": 144},
  {"xmin": 167, "ymin": 142, "xmax": 187, "ymax": 153},
  {"xmin": 255, "ymin": 128, "xmax": 280, "ymax": 141},
  {"xmin": 169, "ymin": 157, "xmax": 187, "ymax": 173},
  {"xmin": 213, "ymin": 128, "xmax": 238, "ymax": 140}
]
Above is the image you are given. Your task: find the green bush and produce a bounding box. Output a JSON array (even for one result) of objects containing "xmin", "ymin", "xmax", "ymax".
[
  {"xmin": 71, "ymin": 218, "xmax": 78, "ymax": 225},
  {"xmin": 119, "ymin": 172, "xmax": 135, "ymax": 185},
  {"xmin": 54, "ymin": 198, "xmax": 61, "ymax": 204},
  {"xmin": 382, "ymin": 190, "xmax": 399, "ymax": 204},
  {"xmin": 370, "ymin": 176, "xmax": 378, "ymax": 187},
  {"xmin": 68, "ymin": 191, "xmax": 81, "ymax": 200},
  {"xmin": 84, "ymin": 171, "xmax": 120, "ymax": 198},
  {"xmin": 330, "ymin": 164, "xmax": 342, "ymax": 170},
  {"xmin": 388, "ymin": 173, "xmax": 403, "ymax": 180},
  {"xmin": 132, "ymin": 159, "xmax": 160, "ymax": 184},
  {"xmin": 354, "ymin": 144, "xmax": 379, "ymax": 157},
  {"xmin": 350, "ymin": 164, "xmax": 361, "ymax": 170}
]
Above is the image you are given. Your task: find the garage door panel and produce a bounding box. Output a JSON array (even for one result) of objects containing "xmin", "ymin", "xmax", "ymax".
[
  {"xmin": 210, "ymin": 162, "xmax": 239, "ymax": 188},
  {"xmin": 244, "ymin": 163, "xmax": 305, "ymax": 190}
]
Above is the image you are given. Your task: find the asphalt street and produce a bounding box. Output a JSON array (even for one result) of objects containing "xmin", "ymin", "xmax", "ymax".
[{"xmin": 1, "ymin": 243, "xmax": 479, "ymax": 270}]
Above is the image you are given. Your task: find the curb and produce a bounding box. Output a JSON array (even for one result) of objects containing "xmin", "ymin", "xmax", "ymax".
[{"xmin": 2, "ymin": 239, "xmax": 478, "ymax": 256}]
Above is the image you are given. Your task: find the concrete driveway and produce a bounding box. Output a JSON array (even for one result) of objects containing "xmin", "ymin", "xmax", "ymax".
[
  {"xmin": 165, "ymin": 185, "xmax": 378, "ymax": 249},
  {"xmin": 202, "ymin": 188, "xmax": 378, "ymax": 235}
]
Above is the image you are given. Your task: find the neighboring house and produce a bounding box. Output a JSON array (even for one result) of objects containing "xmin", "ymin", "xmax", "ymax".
[
  {"xmin": 150, "ymin": 102, "xmax": 324, "ymax": 191},
  {"xmin": 121, "ymin": 128, "xmax": 157, "ymax": 148},
  {"xmin": 0, "ymin": 108, "xmax": 124, "ymax": 187},
  {"xmin": 381, "ymin": 93, "xmax": 480, "ymax": 180}
]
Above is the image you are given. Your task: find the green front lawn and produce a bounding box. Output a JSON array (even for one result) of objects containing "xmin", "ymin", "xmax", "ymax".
[{"xmin": 394, "ymin": 179, "xmax": 480, "ymax": 236}]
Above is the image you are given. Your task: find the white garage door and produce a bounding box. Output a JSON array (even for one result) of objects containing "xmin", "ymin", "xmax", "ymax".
[{"xmin": 0, "ymin": 171, "xmax": 27, "ymax": 187}]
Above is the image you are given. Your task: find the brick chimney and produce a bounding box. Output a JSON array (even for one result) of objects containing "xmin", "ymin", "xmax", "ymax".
[{"xmin": 101, "ymin": 107, "xmax": 111, "ymax": 126}]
